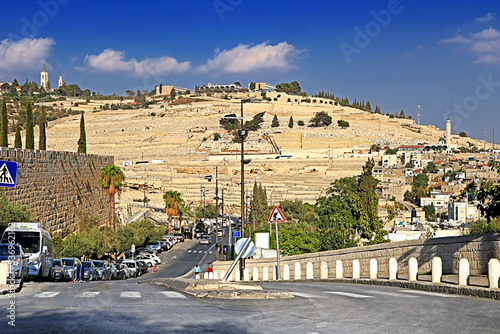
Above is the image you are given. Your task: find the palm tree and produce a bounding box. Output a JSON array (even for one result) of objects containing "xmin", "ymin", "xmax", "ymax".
[
  {"xmin": 99, "ymin": 165, "xmax": 125, "ymax": 229},
  {"xmin": 163, "ymin": 190, "xmax": 183, "ymax": 227}
]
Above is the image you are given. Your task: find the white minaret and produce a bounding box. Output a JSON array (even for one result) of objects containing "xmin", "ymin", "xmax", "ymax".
[
  {"xmin": 58, "ymin": 75, "xmax": 65, "ymax": 88},
  {"xmin": 445, "ymin": 118, "xmax": 451, "ymax": 144},
  {"xmin": 40, "ymin": 61, "xmax": 49, "ymax": 90}
]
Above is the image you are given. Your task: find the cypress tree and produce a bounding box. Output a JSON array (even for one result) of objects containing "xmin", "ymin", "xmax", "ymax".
[
  {"xmin": 288, "ymin": 116, "xmax": 294, "ymax": 128},
  {"xmin": 25, "ymin": 102, "xmax": 34, "ymax": 149},
  {"xmin": 14, "ymin": 122, "xmax": 22, "ymax": 149},
  {"xmin": 38, "ymin": 105, "xmax": 46, "ymax": 150},
  {"xmin": 78, "ymin": 112, "xmax": 86, "ymax": 153},
  {"xmin": 1, "ymin": 98, "xmax": 7, "ymax": 147},
  {"xmin": 271, "ymin": 114, "xmax": 279, "ymax": 128}
]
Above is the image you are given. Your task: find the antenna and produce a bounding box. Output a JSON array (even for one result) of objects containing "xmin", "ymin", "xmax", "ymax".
[{"xmin": 417, "ymin": 105, "xmax": 420, "ymax": 125}]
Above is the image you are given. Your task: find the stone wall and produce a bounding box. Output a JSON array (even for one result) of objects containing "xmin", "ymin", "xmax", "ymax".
[
  {"xmin": 0, "ymin": 148, "xmax": 114, "ymax": 233},
  {"xmin": 214, "ymin": 234, "xmax": 500, "ymax": 279}
]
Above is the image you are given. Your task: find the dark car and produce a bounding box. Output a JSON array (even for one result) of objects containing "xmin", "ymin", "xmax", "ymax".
[
  {"xmin": 91, "ymin": 260, "xmax": 112, "ymax": 280},
  {"xmin": 136, "ymin": 260, "xmax": 148, "ymax": 275},
  {"xmin": 51, "ymin": 258, "xmax": 67, "ymax": 281},
  {"xmin": 112, "ymin": 263, "xmax": 126, "ymax": 280},
  {"xmin": 0, "ymin": 243, "xmax": 29, "ymax": 291},
  {"xmin": 60, "ymin": 257, "xmax": 82, "ymax": 281},
  {"xmin": 81, "ymin": 261, "xmax": 98, "ymax": 281}
]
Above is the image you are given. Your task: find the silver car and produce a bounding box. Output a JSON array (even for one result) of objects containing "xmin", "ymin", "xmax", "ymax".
[{"xmin": 0, "ymin": 243, "xmax": 29, "ymax": 291}]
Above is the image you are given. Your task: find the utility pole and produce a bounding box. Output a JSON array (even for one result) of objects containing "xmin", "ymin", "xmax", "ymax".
[
  {"xmin": 215, "ymin": 166, "xmax": 219, "ymax": 261},
  {"xmin": 417, "ymin": 105, "xmax": 420, "ymax": 125}
]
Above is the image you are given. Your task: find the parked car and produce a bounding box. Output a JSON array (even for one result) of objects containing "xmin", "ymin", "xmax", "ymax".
[
  {"xmin": 137, "ymin": 247, "xmax": 157, "ymax": 256},
  {"xmin": 51, "ymin": 258, "xmax": 67, "ymax": 281},
  {"xmin": 200, "ymin": 235, "xmax": 211, "ymax": 245},
  {"xmin": 134, "ymin": 255, "xmax": 156, "ymax": 267},
  {"xmin": 136, "ymin": 252, "xmax": 161, "ymax": 264},
  {"xmin": 81, "ymin": 261, "xmax": 98, "ymax": 281},
  {"xmin": 146, "ymin": 242, "xmax": 162, "ymax": 253},
  {"xmin": 112, "ymin": 263, "xmax": 126, "ymax": 280},
  {"xmin": 194, "ymin": 228, "xmax": 204, "ymax": 239},
  {"xmin": 122, "ymin": 260, "xmax": 138, "ymax": 278},
  {"xmin": 0, "ymin": 243, "xmax": 29, "ymax": 291},
  {"xmin": 174, "ymin": 233, "xmax": 185, "ymax": 242},
  {"xmin": 136, "ymin": 260, "xmax": 148, "ymax": 275},
  {"xmin": 91, "ymin": 260, "xmax": 112, "ymax": 280},
  {"xmin": 60, "ymin": 257, "xmax": 82, "ymax": 281},
  {"xmin": 110, "ymin": 263, "xmax": 118, "ymax": 280}
]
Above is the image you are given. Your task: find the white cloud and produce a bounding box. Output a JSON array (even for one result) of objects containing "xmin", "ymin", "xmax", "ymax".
[
  {"xmin": 0, "ymin": 38, "xmax": 55, "ymax": 71},
  {"xmin": 475, "ymin": 13, "xmax": 495, "ymax": 23},
  {"xmin": 440, "ymin": 27, "xmax": 500, "ymax": 64},
  {"xmin": 85, "ymin": 49, "xmax": 190, "ymax": 76},
  {"xmin": 197, "ymin": 42, "xmax": 304, "ymax": 73}
]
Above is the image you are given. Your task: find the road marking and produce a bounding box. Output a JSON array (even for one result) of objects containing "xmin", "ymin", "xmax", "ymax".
[
  {"xmin": 362, "ymin": 290, "xmax": 418, "ymax": 298},
  {"xmin": 290, "ymin": 292, "xmax": 325, "ymax": 299},
  {"xmin": 161, "ymin": 291, "xmax": 187, "ymax": 299},
  {"xmin": 76, "ymin": 292, "xmax": 100, "ymax": 298},
  {"xmin": 187, "ymin": 250, "xmax": 192, "ymax": 253},
  {"xmin": 35, "ymin": 292, "xmax": 60, "ymax": 298},
  {"xmin": 120, "ymin": 291, "xmax": 141, "ymax": 298},
  {"xmin": 399, "ymin": 290, "xmax": 460, "ymax": 298},
  {"xmin": 324, "ymin": 291, "xmax": 373, "ymax": 299}
]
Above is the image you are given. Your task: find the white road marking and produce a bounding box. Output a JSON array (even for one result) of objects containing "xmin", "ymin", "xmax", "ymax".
[
  {"xmin": 35, "ymin": 292, "xmax": 60, "ymax": 298},
  {"xmin": 362, "ymin": 290, "xmax": 418, "ymax": 298},
  {"xmin": 161, "ymin": 291, "xmax": 186, "ymax": 299},
  {"xmin": 187, "ymin": 250, "xmax": 192, "ymax": 253},
  {"xmin": 324, "ymin": 291, "xmax": 373, "ymax": 299},
  {"xmin": 76, "ymin": 292, "xmax": 100, "ymax": 298},
  {"xmin": 399, "ymin": 290, "xmax": 460, "ymax": 298},
  {"xmin": 290, "ymin": 292, "xmax": 325, "ymax": 299},
  {"xmin": 120, "ymin": 291, "xmax": 141, "ymax": 298}
]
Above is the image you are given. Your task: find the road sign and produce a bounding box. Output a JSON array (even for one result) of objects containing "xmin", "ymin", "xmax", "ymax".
[
  {"xmin": 268, "ymin": 205, "xmax": 286, "ymax": 223},
  {"xmin": 234, "ymin": 238, "xmax": 254, "ymax": 258},
  {"xmin": 232, "ymin": 231, "xmax": 241, "ymax": 238},
  {"xmin": 0, "ymin": 161, "xmax": 17, "ymax": 188}
]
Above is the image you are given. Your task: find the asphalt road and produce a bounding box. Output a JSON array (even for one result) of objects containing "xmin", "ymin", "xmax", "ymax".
[{"xmin": 1, "ymin": 231, "xmax": 499, "ymax": 333}]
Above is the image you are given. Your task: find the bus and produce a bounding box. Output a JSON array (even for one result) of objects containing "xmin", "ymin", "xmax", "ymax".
[{"xmin": 1, "ymin": 222, "xmax": 53, "ymax": 279}]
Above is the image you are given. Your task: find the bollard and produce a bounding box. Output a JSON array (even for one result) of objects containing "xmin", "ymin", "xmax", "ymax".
[
  {"xmin": 204, "ymin": 272, "xmax": 208, "ymax": 280},
  {"xmin": 234, "ymin": 269, "xmax": 240, "ymax": 282},
  {"xmin": 408, "ymin": 257, "xmax": 418, "ymax": 282},
  {"xmin": 263, "ymin": 267, "xmax": 269, "ymax": 281},
  {"xmin": 352, "ymin": 259, "xmax": 360, "ymax": 279},
  {"xmin": 294, "ymin": 263, "xmax": 301, "ymax": 280},
  {"xmin": 458, "ymin": 258, "xmax": 469, "ymax": 286},
  {"xmin": 336, "ymin": 260, "xmax": 343, "ymax": 279},
  {"xmin": 213, "ymin": 271, "xmax": 218, "ymax": 280},
  {"xmin": 369, "ymin": 259, "xmax": 377, "ymax": 280},
  {"xmin": 273, "ymin": 266, "xmax": 277, "ymax": 280},
  {"xmin": 243, "ymin": 268, "xmax": 250, "ymax": 281},
  {"xmin": 283, "ymin": 264, "xmax": 290, "ymax": 280},
  {"xmin": 220, "ymin": 271, "xmax": 225, "ymax": 280},
  {"xmin": 0, "ymin": 262, "xmax": 7, "ymax": 285},
  {"xmin": 389, "ymin": 258, "xmax": 398, "ymax": 280},
  {"xmin": 195, "ymin": 274, "xmax": 200, "ymax": 280},
  {"xmin": 253, "ymin": 267, "xmax": 259, "ymax": 281},
  {"xmin": 488, "ymin": 258, "xmax": 500, "ymax": 289},
  {"xmin": 320, "ymin": 261, "xmax": 328, "ymax": 279},
  {"xmin": 431, "ymin": 257, "xmax": 442, "ymax": 283},
  {"xmin": 306, "ymin": 262, "xmax": 314, "ymax": 279}
]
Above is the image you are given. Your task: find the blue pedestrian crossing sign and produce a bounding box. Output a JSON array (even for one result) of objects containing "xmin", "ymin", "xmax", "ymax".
[{"xmin": 0, "ymin": 161, "xmax": 17, "ymax": 188}]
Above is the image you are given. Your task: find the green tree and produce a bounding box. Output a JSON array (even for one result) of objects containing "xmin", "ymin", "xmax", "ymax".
[
  {"xmin": 170, "ymin": 88, "xmax": 176, "ymax": 101},
  {"xmin": 399, "ymin": 109, "xmax": 405, "ymax": 118},
  {"xmin": 467, "ymin": 160, "xmax": 500, "ymax": 222},
  {"xmin": 0, "ymin": 98, "xmax": 7, "ymax": 147},
  {"xmin": 337, "ymin": 120, "xmax": 350, "ymax": 129},
  {"xmin": 25, "ymin": 102, "xmax": 34, "ymax": 149},
  {"xmin": 385, "ymin": 148, "xmax": 397, "ymax": 155},
  {"xmin": 38, "ymin": 105, "xmax": 46, "ymax": 150},
  {"xmin": 405, "ymin": 162, "xmax": 415, "ymax": 169},
  {"xmin": 413, "ymin": 173, "xmax": 429, "ymax": 192},
  {"xmin": 423, "ymin": 204, "xmax": 437, "ymax": 221},
  {"xmin": 78, "ymin": 113, "xmax": 86, "ymax": 153},
  {"xmin": 310, "ymin": 111, "xmax": 332, "ymax": 127},
  {"xmin": 279, "ymin": 225, "xmax": 319, "ymax": 256},
  {"xmin": 288, "ymin": 116, "xmax": 293, "ymax": 128},
  {"xmin": 297, "ymin": 120, "xmax": 304, "ymax": 126},
  {"xmin": 14, "ymin": 122, "xmax": 22, "ymax": 149},
  {"xmin": 423, "ymin": 161, "xmax": 438, "ymax": 173},
  {"xmin": 249, "ymin": 82, "xmax": 256, "ymax": 91},
  {"xmin": 468, "ymin": 219, "xmax": 500, "ymax": 234},
  {"xmin": 0, "ymin": 191, "xmax": 35, "ymax": 235},
  {"xmin": 271, "ymin": 114, "xmax": 279, "ymax": 128},
  {"xmin": 250, "ymin": 182, "xmax": 269, "ymax": 229},
  {"xmin": 99, "ymin": 165, "xmax": 125, "ymax": 229},
  {"xmin": 459, "ymin": 131, "xmax": 467, "ymax": 137},
  {"xmin": 163, "ymin": 190, "xmax": 183, "ymax": 222}
]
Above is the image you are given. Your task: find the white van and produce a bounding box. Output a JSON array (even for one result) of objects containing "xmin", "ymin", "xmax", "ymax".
[{"xmin": 1, "ymin": 223, "xmax": 53, "ymax": 279}]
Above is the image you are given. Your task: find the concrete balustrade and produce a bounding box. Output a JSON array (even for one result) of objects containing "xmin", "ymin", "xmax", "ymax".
[
  {"xmin": 320, "ymin": 261, "xmax": 328, "ymax": 279},
  {"xmin": 262, "ymin": 267, "xmax": 269, "ymax": 281},
  {"xmin": 283, "ymin": 264, "xmax": 290, "ymax": 280},
  {"xmin": 489, "ymin": 259, "xmax": 500, "ymax": 289},
  {"xmin": 234, "ymin": 269, "xmax": 240, "ymax": 282},
  {"xmin": 389, "ymin": 258, "xmax": 397, "ymax": 280},
  {"xmin": 213, "ymin": 271, "xmax": 218, "ymax": 280},
  {"xmin": 294, "ymin": 263, "xmax": 301, "ymax": 280},
  {"xmin": 204, "ymin": 272, "xmax": 209, "ymax": 279},
  {"xmin": 432, "ymin": 257, "xmax": 442, "ymax": 283},
  {"xmin": 306, "ymin": 262, "xmax": 314, "ymax": 279},
  {"xmin": 273, "ymin": 266, "xmax": 277, "ymax": 280},
  {"xmin": 243, "ymin": 269, "xmax": 249, "ymax": 281},
  {"xmin": 336, "ymin": 260, "xmax": 343, "ymax": 278},
  {"xmin": 369, "ymin": 259, "xmax": 377, "ymax": 279},
  {"xmin": 253, "ymin": 267, "xmax": 259, "ymax": 281},
  {"xmin": 352, "ymin": 260, "xmax": 360, "ymax": 279},
  {"xmin": 459, "ymin": 258, "xmax": 470, "ymax": 286},
  {"xmin": 409, "ymin": 257, "xmax": 418, "ymax": 282}
]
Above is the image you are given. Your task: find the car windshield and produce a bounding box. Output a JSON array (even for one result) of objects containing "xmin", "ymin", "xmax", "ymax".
[
  {"xmin": 61, "ymin": 259, "xmax": 74, "ymax": 266},
  {"xmin": 124, "ymin": 262, "xmax": 135, "ymax": 268},
  {"xmin": 82, "ymin": 262, "xmax": 92, "ymax": 268},
  {"xmin": 52, "ymin": 259, "xmax": 62, "ymax": 267},
  {"xmin": 0, "ymin": 244, "xmax": 21, "ymax": 255},
  {"xmin": 92, "ymin": 261, "xmax": 104, "ymax": 267},
  {"xmin": 1, "ymin": 232, "xmax": 40, "ymax": 253}
]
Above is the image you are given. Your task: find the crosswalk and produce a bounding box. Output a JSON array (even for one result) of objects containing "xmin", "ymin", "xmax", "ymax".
[
  {"xmin": 187, "ymin": 250, "xmax": 213, "ymax": 254},
  {"xmin": 31, "ymin": 290, "xmax": 187, "ymax": 299},
  {"xmin": 290, "ymin": 289, "xmax": 459, "ymax": 300}
]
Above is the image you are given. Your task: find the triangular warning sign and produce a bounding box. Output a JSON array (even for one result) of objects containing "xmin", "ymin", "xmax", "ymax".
[
  {"xmin": 0, "ymin": 163, "xmax": 14, "ymax": 185},
  {"xmin": 268, "ymin": 206, "xmax": 286, "ymax": 223}
]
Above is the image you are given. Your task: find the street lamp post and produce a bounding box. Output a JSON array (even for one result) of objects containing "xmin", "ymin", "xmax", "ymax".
[
  {"xmin": 143, "ymin": 181, "xmax": 148, "ymax": 207},
  {"xmin": 215, "ymin": 166, "xmax": 219, "ymax": 261}
]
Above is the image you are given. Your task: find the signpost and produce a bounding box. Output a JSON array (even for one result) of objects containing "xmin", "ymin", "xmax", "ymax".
[
  {"xmin": 0, "ymin": 161, "xmax": 17, "ymax": 188},
  {"xmin": 268, "ymin": 206, "xmax": 286, "ymax": 280},
  {"xmin": 232, "ymin": 231, "xmax": 241, "ymax": 238}
]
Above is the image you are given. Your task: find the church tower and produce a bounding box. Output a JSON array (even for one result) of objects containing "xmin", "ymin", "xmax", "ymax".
[
  {"xmin": 445, "ymin": 118, "xmax": 451, "ymax": 144},
  {"xmin": 40, "ymin": 61, "xmax": 50, "ymax": 90},
  {"xmin": 58, "ymin": 75, "xmax": 65, "ymax": 88}
]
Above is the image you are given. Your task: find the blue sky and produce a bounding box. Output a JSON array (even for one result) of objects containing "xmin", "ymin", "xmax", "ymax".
[{"xmin": 0, "ymin": 0, "xmax": 498, "ymax": 140}]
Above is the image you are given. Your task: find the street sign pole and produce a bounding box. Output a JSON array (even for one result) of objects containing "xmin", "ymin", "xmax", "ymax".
[
  {"xmin": 268, "ymin": 205, "xmax": 286, "ymax": 280},
  {"xmin": 275, "ymin": 221, "xmax": 281, "ymax": 280}
]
